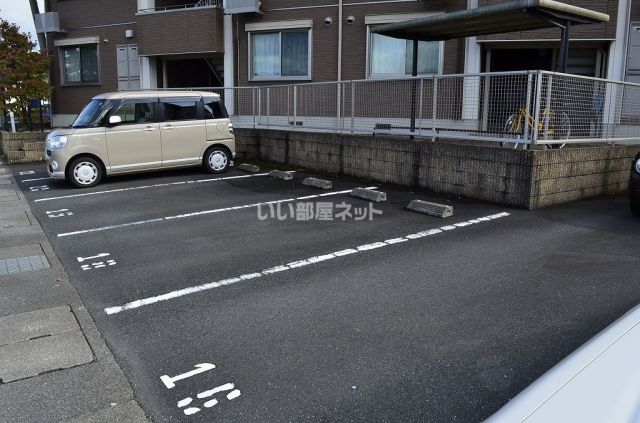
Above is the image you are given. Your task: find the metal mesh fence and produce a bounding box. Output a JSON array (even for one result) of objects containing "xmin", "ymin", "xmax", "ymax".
[{"xmin": 152, "ymin": 70, "xmax": 640, "ymax": 145}]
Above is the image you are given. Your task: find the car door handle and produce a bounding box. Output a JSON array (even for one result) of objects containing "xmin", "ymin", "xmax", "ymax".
[
  {"xmin": 163, "ymin": 124, "xmax": 173, "ymax": 130},
  {"xmin": 144, "ymin": 126, "xmax": 154, "ymax": 132}
]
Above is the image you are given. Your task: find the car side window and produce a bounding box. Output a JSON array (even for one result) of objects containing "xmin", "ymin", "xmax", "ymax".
[
  {"xmin": 163, "ymin": 99, "xmax": 199, "ymax": 121},
  {"xmin": 113, "ymin": 100, "xmax": 155, "ymax": 124},
  {"xmin": 203, "ymin": 98, "xmax": 227, "ymax": 119}
]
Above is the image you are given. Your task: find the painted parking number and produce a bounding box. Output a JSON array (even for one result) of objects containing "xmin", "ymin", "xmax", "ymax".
[
  {"xmin": 30, "ymin": 185, "xmax": 49, "ymax": 191},
  {"xmin": 77, "ymin": 253, "xmax": 117, "ymax": 271},
  {"xmin": 46, "ymin": 209, "xmax": 73, "ymax": 218},
  {"xmin": 160, "ymin": 362, "xmax": 242, "ymax": 417}
]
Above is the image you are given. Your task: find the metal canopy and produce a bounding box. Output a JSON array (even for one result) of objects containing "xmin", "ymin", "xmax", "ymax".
[
  {"xmin": 373, "ymin": 0, "xmax": 609, "ymax": 138},
  {"xmin": 372, "ymin": 0, "xmax": 609, "ymax": 42}
]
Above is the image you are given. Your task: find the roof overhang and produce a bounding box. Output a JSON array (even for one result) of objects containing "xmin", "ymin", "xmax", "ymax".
[{"xmin": 372, "ymin": 0, "xmax": 609, "ymax": 41}]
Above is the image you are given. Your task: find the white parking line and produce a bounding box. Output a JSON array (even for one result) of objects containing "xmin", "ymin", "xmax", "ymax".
[
  {"xmin": 103, "ymin": 211, "xmax": 510, "ymax": 315},
  {"xmin": 21, "ymin": 177, "xmax": 52, "ymax": 183},
  {"xmin": 34, "ymin": 173, "xmax": 272, "ymax": 203},
  {"xmin": 57, "ymin": 187, "xmax": 377, "ymax": 238}
]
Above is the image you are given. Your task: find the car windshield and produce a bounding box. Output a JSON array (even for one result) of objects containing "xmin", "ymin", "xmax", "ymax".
[{"xmin": 71, "ymin": 99, "xmax": 113, "ymax": 128}]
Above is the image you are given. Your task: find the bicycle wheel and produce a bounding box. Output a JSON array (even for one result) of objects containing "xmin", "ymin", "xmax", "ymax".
[
  {"xmin": 501, "ymin": 114, "xmax": 525, "ymax": 149},
  {"xmin": 545, "ymin": 112, "xmax": 570, "ymax": 149}
]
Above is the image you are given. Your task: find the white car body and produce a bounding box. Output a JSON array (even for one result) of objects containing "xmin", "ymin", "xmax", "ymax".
[{"xmin": 486, "ymin": 304, "xmax": 640, "ymax": 423}]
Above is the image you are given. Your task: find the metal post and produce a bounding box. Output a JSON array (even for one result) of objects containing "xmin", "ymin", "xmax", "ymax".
[
  {"xmin": 417, "ymin": 78, "xmax": 424, "ymax": 136},
  {"xmin": 410, "ymin": 39, "xmax": 419, "ymax": 138},
  {"xmin": 341, "ymin": 82, "xmax": 346, "ymax": 132},
  {"xmin": 523, "ymin": 74, "xmax": 533, "ymax": 142},
  {"xmin": 257, "ymin": 88, "xmax": 261, "ymax": 128},
  {"xmin": 557, "ymin": 20, "xmax": 570, "ymax": 73},
  {"xmin": 432, "ymin": 78, "xmax": 438, "ymax": 141},
  {"xmin": 336, "ymin": 83, "xmax": 341, "ymax": 133},
  {"xmin": 351, "ymin": 81, "xmax": 355, "ymax": 133},
  {"xmin": 9, "ymin": 111, "xmax": 16, "ymax": 133},
  {"xmin": 481, "ymin": 74, "xmax": 490, "ymax": 132},
  {"xmin": 266, "ymin": 87, "xmax": 270, "ymax": 128},
  {"xmin": 293, "ymin": 85, "xmax": 297, "ymax": 132},
  {"xmin": 532, "ymin": 71, "xmax": 543, "ymax": 147},
  {"xmin": 543, "ymin": 74, "xmax": 553, "ymax": 142},
  {"xmin": 287, "ymin": 86, "xmax": 291, "ymax": 127}
]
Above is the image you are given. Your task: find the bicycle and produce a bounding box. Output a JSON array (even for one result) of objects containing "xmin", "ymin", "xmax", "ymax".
[{"xmin": 501, "ymin": 105, "xmax": 570, "ymax": 149}]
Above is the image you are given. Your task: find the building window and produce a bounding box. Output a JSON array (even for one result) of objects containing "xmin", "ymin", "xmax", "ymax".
[
  {"xmin": 369, "ymin": 33, "xmax": 441, "ymax": 77},
  {"xmin": 251, "ymin": 30, "xmax": 310, "ymax": 80},
  {"xmin": 61, "ymin": 45, "xmax": 99, "ymax": 84}
]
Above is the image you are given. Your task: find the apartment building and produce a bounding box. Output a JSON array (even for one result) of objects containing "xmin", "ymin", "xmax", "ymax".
[{"xmin": 37, "ymin": 0, "xmax": 637, "ymax": 126}]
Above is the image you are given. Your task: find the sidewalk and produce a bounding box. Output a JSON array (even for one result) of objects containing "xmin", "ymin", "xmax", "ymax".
[{"xmin": 0, "ymin": 160, "xmax": 149, "ymax": 422}]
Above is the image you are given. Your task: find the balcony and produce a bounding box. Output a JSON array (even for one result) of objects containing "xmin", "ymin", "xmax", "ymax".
[
  {"xmin": 137, "ymin": 2, "xmax": 224, "ymax": 56},
  {"xmin": 138, "ymin": 0, "xmax": 223, "ymax": 13}
]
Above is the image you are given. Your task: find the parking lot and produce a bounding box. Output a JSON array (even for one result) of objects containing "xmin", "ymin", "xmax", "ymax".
[{"xmin": 12, "ymin": 162, "xmax": 640, "ymax": 422}]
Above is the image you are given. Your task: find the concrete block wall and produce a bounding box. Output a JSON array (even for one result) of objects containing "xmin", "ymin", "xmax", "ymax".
[
  {"xmin": 236, "ymin": 129, "xmax": 640, "ymax": 209},
  {"xmin": 0, "ymin": 131, "xmax": 49, "ymax": 164},
  {"xmin": 530, "ymin": 146, "xmax": 640, "ymax": 208}
]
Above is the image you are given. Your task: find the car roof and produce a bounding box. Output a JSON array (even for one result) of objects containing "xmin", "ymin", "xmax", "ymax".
[{"xmin": 93, "ymin": 91, "xmax": 221, "ymax": 100}]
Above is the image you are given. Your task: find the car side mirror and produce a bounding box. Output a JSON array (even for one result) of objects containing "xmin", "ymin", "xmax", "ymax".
[{"xmin": 108, "ymin": 115, "xmax": 122, "ymax": 126}]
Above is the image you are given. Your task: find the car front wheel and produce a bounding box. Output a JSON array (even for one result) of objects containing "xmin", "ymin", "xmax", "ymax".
[
  {"xmin": 68, "ymin": 157, "xmax": 103, "ymax": 188},
  {"xmin": 203, "ymin": 147, "xmax": 230, "ymax": 174}
]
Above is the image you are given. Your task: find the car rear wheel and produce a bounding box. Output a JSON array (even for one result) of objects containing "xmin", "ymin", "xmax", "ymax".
[
  {"xmin": 203, "ymin": 147, "xmax": 230, "ymax": 174},
  {"xmin": 68, "ymin": 157, "xmax": 103, "ymax": 188}
]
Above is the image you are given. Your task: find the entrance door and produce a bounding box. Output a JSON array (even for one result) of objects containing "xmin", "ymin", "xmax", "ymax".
[
  {"xmin": 105, "ymin": 99, "xmax": 162, "ymax": 172},
  {"xmin": 490, "ymin": 48, "xmax": 554, "ymax": 72}
]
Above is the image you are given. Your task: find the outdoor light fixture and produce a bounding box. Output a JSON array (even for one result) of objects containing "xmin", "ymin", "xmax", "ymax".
[
  {"xmin": 324, "ymin": 17, "xmax": 333, "ymax": 25},
  {"xmin": 346, "ymin": 16, "xmax": 355, "ymax": 24}
]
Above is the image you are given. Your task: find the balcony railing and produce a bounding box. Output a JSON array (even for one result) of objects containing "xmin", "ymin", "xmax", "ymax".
[{"xmin": 138, "ymin": 0, "xmax": 222, "ymax": 13}]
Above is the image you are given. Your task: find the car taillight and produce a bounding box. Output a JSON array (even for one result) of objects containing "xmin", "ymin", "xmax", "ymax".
[{"xmin": 228, "ymin": 122, "xmax": 234, "ymax": 134}]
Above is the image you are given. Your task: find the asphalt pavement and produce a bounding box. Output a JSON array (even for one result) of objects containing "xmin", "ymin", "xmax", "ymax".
[{"xmin": 11, "ymin": 162, "xmax": 640, "ymax": 422}]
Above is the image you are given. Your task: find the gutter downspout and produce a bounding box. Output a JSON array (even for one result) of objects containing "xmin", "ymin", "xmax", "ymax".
[
  {"xmin": 603, "ymin": 0, "xmax": 631, "ymax": 128},
  {"xmin": 337, "ymin": 0, "xmax": 343, "ymax": 130},
  {"xmin": 223, "ymin": 0, "xmax": 235, "ymax": 115},
  {"xmin": 462, "ymin": 0, "xmax": 481, "ymax": 122},
  {"xmin": 29, "ymin": 0, "xmax": 46, "ymax": 52}
]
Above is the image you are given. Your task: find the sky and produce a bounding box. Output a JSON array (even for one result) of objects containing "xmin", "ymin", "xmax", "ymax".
[{"xmin": 0, "ymin": 0, "xmax": 46, "ymax": 44}]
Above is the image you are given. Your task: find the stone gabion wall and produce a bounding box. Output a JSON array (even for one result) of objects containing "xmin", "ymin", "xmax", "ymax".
[
  {"xmin": 0, "ymin": 131, "xmax": 49, "ymax": 164},
  {"xmin": 235, "ymin": 128, "xmax": 640, "ymax": 209}
]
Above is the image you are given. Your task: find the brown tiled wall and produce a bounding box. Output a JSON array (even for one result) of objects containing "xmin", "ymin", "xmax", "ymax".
[
  {"xmin": 48, "ymin": 0, "xmax": 138, "ymax": 115},
  {"xmin": 47, "ymin": 0, "xmax": 631, "ymax": 118},
  {"xmin": 235, "ymin": 0, "xmax": 467, "ymax": 86},
  {"xmin": 137, "ymin": 8, "xmax": 224, "ymax": 56}
]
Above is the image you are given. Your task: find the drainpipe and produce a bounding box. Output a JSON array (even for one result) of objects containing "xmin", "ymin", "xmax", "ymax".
[
  {"xmin": 336, "ymin": 0, "xmax": 343, "ymax": 129},
  {"xmin": 603, "ymin": 0, "xmax": 631, "ymax": 127},
  {"xmin": 462, "ymin": 0, "xmax": 481, "ymax": 122},
  {"xmin": 223, "ymin": 0, "xmax": 235, "ymax": 115},
  {"xmin": 607, "ymin": 0, "xmax": 631, "ymax": 82},
  {"xmin": 29, "ymin": 0, "xmax": 46, "ymax": 51}
]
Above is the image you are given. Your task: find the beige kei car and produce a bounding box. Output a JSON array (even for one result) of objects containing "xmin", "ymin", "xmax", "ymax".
[{"xmin": 45, "ymin": 91, "xmax": 235, "ymax": 188}]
